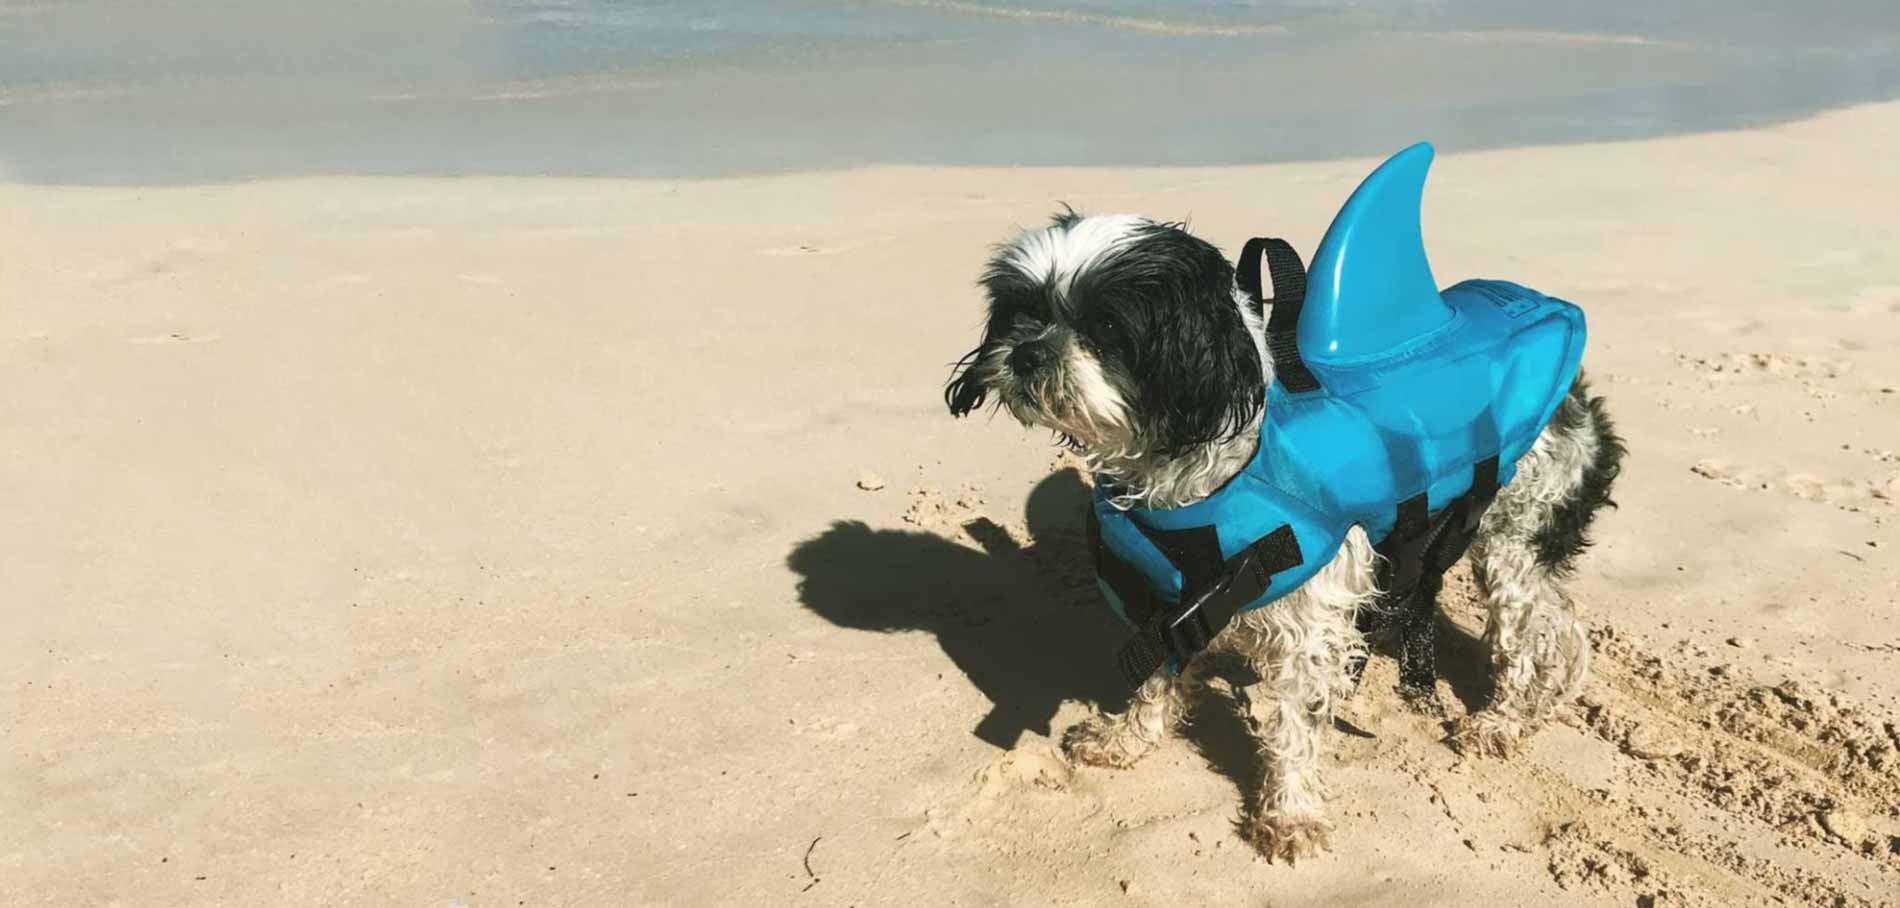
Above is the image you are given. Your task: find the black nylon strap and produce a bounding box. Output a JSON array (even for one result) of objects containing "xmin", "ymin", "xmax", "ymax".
[
  {"xmin": 1116, "ymin": 524, "xmax": 1305, "ymax": 687},
  {"xmin": 1235, "ymin": 237, "xmax": 1320, "ymax": 393},
  {"xmin": 1379, "ymin": 454, "xmax": 1507, "ymax": 595},
  {"xmin": 1467, "ymin": 456, "xmax": 1500, "ymax": 521},
  {"xmin": 1132, "ymin": 522, "xmax": 1224, "ymax": 593},
  {"xmin": 1375, "ymin": 493, "xmax": 1433, "ymax": 600},
  {"xmin": 1393, "ymin": 493, "xmax": 1430, "ymax": 540},
  {"xmin": 1234, "ymin": 237, "xmax": 1271, "ymax": 314},
  {"xmin": 1425, "ymin": 455, "xmax": 1503, "ymax": 573}
]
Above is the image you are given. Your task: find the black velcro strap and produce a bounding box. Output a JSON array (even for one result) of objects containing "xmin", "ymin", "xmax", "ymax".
[
  {"xmin": 1466, "ymin": 456, "xmax": 1500, "ymax": 528},
  {"xmin": 1375, "ymin": 493, "xmax": 1432, "ymax": 600},
  {"xmin": 1393, "ymin": 493, "xmax": 1430, "ymax": 541},
  {"xmin": 1425, "ymin": 455, "xmax": 1503, "ymax": 573},
  {"xmin": 1132, "ymin": 523, "xmax": 1224, "ymax": 593},
  {"xmin": 1117, "ymin": 608, "xmax": 1212, "ymax": 689},
  {"xmin": 1379, "ymin": 455, "xmax": 1507, "ymax": 593},
  {"xmin": 1116, "ymin": 524, "xmax": 1305, "ymax": 687},
  {"xmin": 1234, "ymin": 237, "xmax": 1320, "ymax": 393}
]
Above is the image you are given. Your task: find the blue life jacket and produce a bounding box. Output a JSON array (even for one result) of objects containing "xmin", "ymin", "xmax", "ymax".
[{"xmin": 1090, "ymin": 143, "xmax": 1587, "ymax": 685}]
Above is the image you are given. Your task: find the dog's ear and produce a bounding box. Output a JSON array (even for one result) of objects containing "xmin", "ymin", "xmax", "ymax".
[
  {"xmin": 1140, "ymin": 309, "xmax": 1263, "ymax": 457},
  {"xmin": 948, "ymin": 244, "xmax": 1040, "ymax": 418},
  {"xmin": 1108, "ymin": 231, "xmax": 1263, "ymax": 457},
  {"xmin": 945, "ymin": 347, "xmax": 987, "ymax": 417}
]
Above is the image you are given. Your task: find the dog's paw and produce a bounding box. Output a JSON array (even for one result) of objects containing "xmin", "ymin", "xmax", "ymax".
[
  {"xmin": 1241, "ymin": 811, "xmax": 1332, "ymax": 863},
  {"xmin": 1449, "ymin": 709, "xmax": 1525, "ymax": 757},
  {"xmin": 1061, "ymin": 716, "xmax": 1156, "ymax": 769},
  {"xmin": 1396, "ymin": 683, "xmax": 1448, "ymax": 719}
]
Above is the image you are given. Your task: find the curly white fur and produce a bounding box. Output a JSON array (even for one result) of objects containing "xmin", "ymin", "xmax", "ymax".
[
  {"xmin": 1227, "ymin": 527, "xmax": 1378, "ymax": 829},
  {"xmin": 1459, "ymin": 403, "xmax": 1601, "ymax": 751}
]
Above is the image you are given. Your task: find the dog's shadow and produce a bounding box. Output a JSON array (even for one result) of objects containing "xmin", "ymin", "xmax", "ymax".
[
  {"xmin": 787, "ymin": 469, "xmax": 1129, "ymax": 749},
  {"xmin": 788, "ymin": 467, "xmax": 1495, "ymax": 805}
]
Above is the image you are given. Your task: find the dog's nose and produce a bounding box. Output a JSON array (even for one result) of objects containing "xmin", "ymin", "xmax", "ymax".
[{"xmin": 1009, "ymin": 342, "xmax": 1054, "ymax": 376}]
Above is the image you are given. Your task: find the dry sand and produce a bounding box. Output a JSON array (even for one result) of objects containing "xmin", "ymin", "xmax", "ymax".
[{"xmin": 4, "ymin": 102, "xmax": 1899, "ymax": 907}]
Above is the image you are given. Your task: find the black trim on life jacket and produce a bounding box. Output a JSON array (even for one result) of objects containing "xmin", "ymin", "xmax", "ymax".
[
  {"xmin": 1373, "ymin": 455, "xmax": 1502, "ymax": 603},
  {"xmin": 1098, "ymin": 455, "xmax": 1504, "ymax": 690},
  {"xmin": 1112, "ymin": 524, "xmax": 1305, "ymax": 687},
  {"xmin": 1235, "ymin": 238, "xmax": 1321, "ymax": 393}
]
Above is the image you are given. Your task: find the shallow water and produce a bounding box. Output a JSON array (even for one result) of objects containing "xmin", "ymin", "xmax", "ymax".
[{"xmin": 4, "ymin": 0, "xmax": 1898, "ymax": 183}]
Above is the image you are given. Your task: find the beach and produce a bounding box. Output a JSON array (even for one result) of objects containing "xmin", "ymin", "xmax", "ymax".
[{"xmin": 4, "ymin": 94, "xmax": 1899, "ymax": 905}]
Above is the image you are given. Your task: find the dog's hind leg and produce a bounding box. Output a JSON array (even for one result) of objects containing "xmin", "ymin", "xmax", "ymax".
[
  {"xmin": 1454, "ymin": 379, "xmax": 1624, "ymax": 756},
  {"xmin": 1063, "ymin": 665, "xmax": 1202, "ymax": 769},
  {"xmin": 1453, "ymin": 543, "xmax": 1589, "ymax": 756},
  {"xmin": 1232, "ymin": 528, "xmax": 1378, "ymax": 862}
]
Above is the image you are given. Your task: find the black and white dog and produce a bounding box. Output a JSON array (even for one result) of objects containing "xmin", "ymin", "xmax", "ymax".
[{"xmin": 946, "ymin": 212, "xmax": 1623, "ymax": 862}]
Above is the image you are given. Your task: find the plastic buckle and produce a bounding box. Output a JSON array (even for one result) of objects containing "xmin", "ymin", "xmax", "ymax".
[{"xmin": 1167, "ymin": 568, "xmax": 1234, "ymax": 658}]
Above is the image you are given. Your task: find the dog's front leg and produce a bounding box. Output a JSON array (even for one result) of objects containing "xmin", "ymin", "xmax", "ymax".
[
  {"xmin": 1235, "ymin": 531, "xmax": 1376, "ymax": 862},
  {"xmin": 1063, "ymin": 665, "xmax": 1200, "ymax": 769}
]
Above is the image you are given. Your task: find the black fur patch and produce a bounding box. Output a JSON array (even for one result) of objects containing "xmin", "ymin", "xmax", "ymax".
[
  {"xmin": 1067, "ymin": 222, "xmax": 1262, "ymax": 457},
  {"xmin": 1531, "ymin": 376, "xmax": 1627, "ymax": 574}
]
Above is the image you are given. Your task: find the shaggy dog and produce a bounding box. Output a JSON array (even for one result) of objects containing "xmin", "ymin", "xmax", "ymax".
[{"xmin": 946, "ymin": 212, "xmax": 1624, "ymax": 861}]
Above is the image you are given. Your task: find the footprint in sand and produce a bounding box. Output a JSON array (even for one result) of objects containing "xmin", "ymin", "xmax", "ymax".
[
  {"xmin": 1675, "ymin": 351, "xmax": 1852, "ymax": 382},
  {"xmin": 902, "ymin": 483, "xmax": 1055, "ymax": 554},
  {"xmin": 1690, "ymin": 459, "xmax": 1893, "ymax": 511},
  {"xmin": 1689, "ymin": 459, "xmax": 1749, "ymax": 489},
  {"xmin": 924, "ymin": 745, "xmax": 1074, "ymax": 841},
  {"xmin": 1413, "ymin": 584, "xmax": 1900, "ymax": 908}
]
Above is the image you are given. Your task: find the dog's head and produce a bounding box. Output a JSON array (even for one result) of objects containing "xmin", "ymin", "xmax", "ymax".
[{"xmin": 946, "ymin": 212, "xmax": 1264, "ymax": 461}]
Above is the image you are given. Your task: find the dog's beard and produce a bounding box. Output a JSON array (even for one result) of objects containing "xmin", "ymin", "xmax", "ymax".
[
  {"xmin": 976, "ymin": 325, "xmax": 1267, "ymax": 510},
  {"xmin": 978, "ymin": 332, "xmax": 1134, "ymax": 454}
]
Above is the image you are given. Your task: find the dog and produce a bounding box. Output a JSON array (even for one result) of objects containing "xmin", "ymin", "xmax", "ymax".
[{"xmin": 944, "ymin": 211, "xmax": 1624, "ymax": 861}]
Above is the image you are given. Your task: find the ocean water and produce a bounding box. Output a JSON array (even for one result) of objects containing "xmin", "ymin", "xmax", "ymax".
[{"xmin": 3, "ymin": 0, "xmax": 1899, "ymax": 183}]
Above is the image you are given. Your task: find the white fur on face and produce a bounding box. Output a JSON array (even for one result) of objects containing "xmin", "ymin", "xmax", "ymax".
[
  {"xmin": 983, "ymin": 325, "xmax": 1133, "ymax": 451},
  {"xmin": 982, "ymin": 214, "xmax": 1153, "ymax": 451},
  {"xmin": 1001, "ymin": 214, "xmax": 1150, "ymax": 312}
]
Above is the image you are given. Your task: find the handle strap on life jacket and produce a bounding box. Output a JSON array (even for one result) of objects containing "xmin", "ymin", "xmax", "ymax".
[{"xmin": 1235, "ymin": 237, "xmax": 1321, "ymax": 393}]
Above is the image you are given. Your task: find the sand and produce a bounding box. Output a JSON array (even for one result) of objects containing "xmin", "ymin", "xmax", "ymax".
[{"xmin": 4, "ymin": 102, "xmax": 1898, "ymax": 907}]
